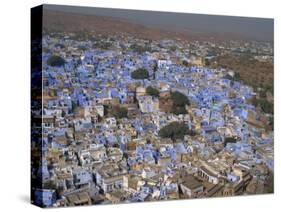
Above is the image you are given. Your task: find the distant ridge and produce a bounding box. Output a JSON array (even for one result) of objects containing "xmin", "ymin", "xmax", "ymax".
[{"xmin": 43, "ymin": 9, "xmax": 260, "ymax": 42}]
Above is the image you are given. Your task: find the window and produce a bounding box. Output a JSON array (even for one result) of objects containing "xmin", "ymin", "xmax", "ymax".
[{"xmin": 107, "ymin": 184, "xmax": 113, "ymax": 191}]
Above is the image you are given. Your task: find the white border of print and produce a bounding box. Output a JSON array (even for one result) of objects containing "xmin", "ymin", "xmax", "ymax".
[{"xmin": 0, "ymin": 0, "xmax": 279, "ymax": 212}]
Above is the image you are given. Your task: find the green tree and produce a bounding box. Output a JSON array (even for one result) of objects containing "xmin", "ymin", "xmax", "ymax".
[
  {"xmin": 169, "ymin": 45, "xmax": 177, "ymax": 51},
  {"xmin": 259, "ymin": 99, "xmax": 273, "ymax": 114},
  {"xmin": 169, "ymin": 91, "xmax": 190, "ymax": 115},
  {"xmin": 47, "ymin": 55, "xmax": 65, "ymax": 67},
  {"xmin": 131, "ymin": 68, "xmax": 149, "ymax": 79},
  {"xmin": 94, "ymin": 41, "xmax": 112, "ymax": 49},
  {"xmin": 182, "ymin": 60, "xmax": 189, "ymax": 67},
  {"xmin": 146, "ymin": 86, "xmax": 159, "ymax": 97},
  {"xmin": 171, "ymin": 91, "xmax": 190, "ymax": 106},
  {"xmin": 130, "ymin": 44, "xmax": 151, "ymax": 54},
  {"xmin": 112, "ymin": 106, "xmax": 128, "ymax": 119},
  {"xmin": 159, "ymin": 122, "xmax": 188, "ymax": 140},
  {"xmin": 171, "ymin": 106, "xmax": 187, "ymax": 115}
]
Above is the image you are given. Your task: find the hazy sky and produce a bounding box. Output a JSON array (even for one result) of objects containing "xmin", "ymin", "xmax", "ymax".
[{"xmin": 44, "ymin": 4, "xmax": 273, "ymax": 41}]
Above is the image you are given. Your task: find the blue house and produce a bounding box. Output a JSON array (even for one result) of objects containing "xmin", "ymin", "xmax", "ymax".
[{"xmin": 34, "ymin": 189, "xmax": 56, "ymax": 208}]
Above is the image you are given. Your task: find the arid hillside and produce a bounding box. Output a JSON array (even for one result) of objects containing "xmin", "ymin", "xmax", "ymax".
[
  {"xmin": 43, "ymin": 10, "xmax": 254, "ymax": 42},
  {"xmin": 43, "ymin": 10, "xmax": 190, "ymax": 41}
]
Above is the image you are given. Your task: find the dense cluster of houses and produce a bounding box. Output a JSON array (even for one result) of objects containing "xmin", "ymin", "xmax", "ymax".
[{"xmin": 31, "ymin": 32, "xmax": 274, "ymax": 207}]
